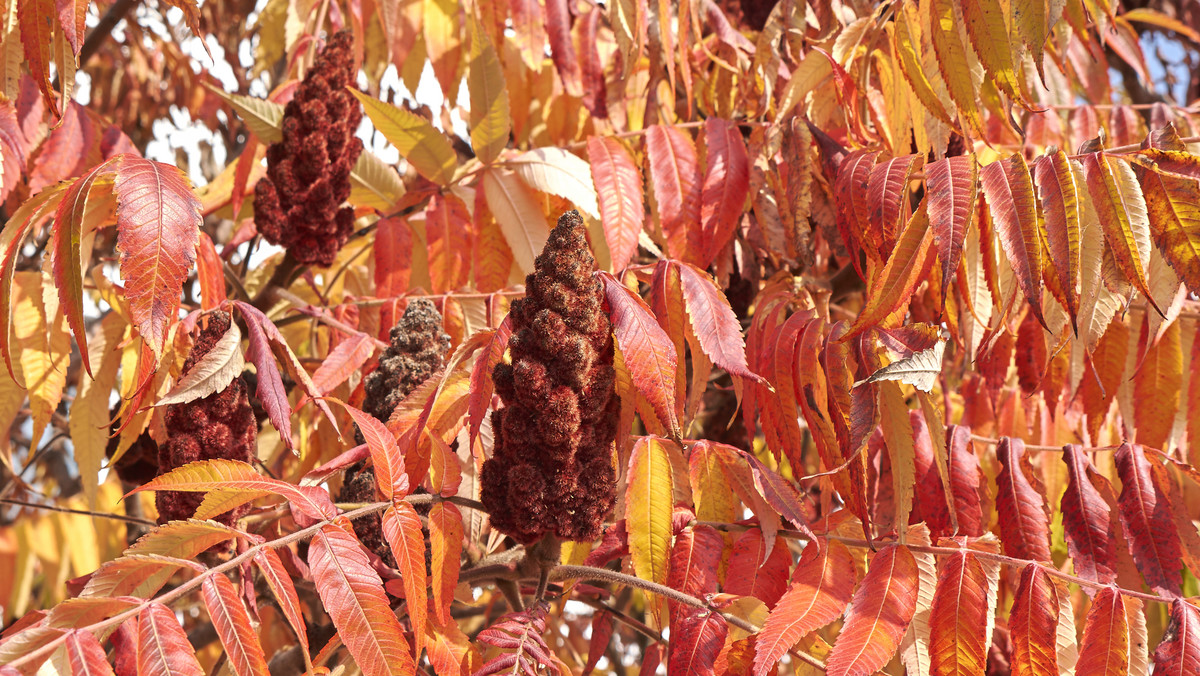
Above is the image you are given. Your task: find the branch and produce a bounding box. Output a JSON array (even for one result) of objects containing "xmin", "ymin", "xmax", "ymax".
[
  {"xmin": 0, "ymin": 497, "xmax": 158, "ymax": 527},
  {"xmin": 79, "ymin": 0, "xmax": 139, "ymax": 65}
]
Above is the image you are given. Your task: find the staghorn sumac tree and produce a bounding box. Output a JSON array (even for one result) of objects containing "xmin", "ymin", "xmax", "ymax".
[{"xmin": 6, "ymin": 0, "xmax": 1200, "ymax": 675}]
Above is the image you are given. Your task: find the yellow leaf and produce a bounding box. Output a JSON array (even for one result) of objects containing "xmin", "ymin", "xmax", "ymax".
[
  {"xmin": 962, "ymin": 0, "xmax": 1023, "ymax": 102},
  {"xmin": 350, "ymin": 149, "xmax": 406, "ymax": 211},
  {"xmin": 13, "ymin": 271, "xmax": 69, "ymax": 446},
  {"xmin": 506, "ymin": 147, "xmax": 600, "ymax": 220},
  {"xmin": 626, "ymin": 436, "xmax": 674, "ymax": 589},
  {"xmin": 70, "ymin": 313, "xmax": 125, "ymax": 509},
  {"xmin": 480, "ymin": 168, "xmax": 551, "ymax": 274},
  {"xmin": 350, "ymin": 89, "xmax": 458, "ymax": 186},
  {"xmin": 208, "ymin": 87, "xmax": 284, "ymax": 143},
  {"xmin": 890, "ymin": 3, "xmax": 956, "ymax": 130},
  {"xmin": 929, "ymin": 0, "xmax": 985, "ymax": 137},
  {"xmin": 424, "ymin": 0, "xmax": 463, "ymax": 99},
  {"xmin": 467, "ymin": 17, "xmax": 510, "ymax": 165},
  {"xmin": 878, "ymin": 381, "xmax": 915, "ymax": 539}
]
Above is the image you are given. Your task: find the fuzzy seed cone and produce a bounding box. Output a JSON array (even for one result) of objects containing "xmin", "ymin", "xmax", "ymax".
[
  {"xmin": 340, "ymin": 298, "xmax": 449, "ymax": 563},
  {"xmin": 155, "ymin": 312, "xmax": 258, "ymax": 526},
  {"xmin": 253, "ymin": 30, "xmax": 363, "ymax": 267},
  {"xmin": 481, "ymin": 211, "xmax": 618, "ymax": 544}
]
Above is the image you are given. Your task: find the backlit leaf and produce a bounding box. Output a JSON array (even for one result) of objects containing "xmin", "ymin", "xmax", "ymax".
[
  {"xmin": 1076, "ymin": 587, "xmax": 1140, "ymax": 676},
  {"xmin": 202, "ymin": 573, "xmax": 269, "ymax": 676},
  {"xmin": 351, "ymin": 89, "xmax": 457, "ymax": 186},
  {"xmin": 588, "ymin": 137, "xmax": 644, "ymax": 271},
  {"xmin": 753, "ymin": 539, "xmax": 856, "ymax": 676},
  {"xmin": 429, "ymin": 502, "xmax": 463, "ymax": 625},
  {"xmin": 926, "ymin": 155, "xmax": 977, "ymax": 306},
  {"xmin": 1034, "ymin": 148, "xmax": 1082, "ymax": 324},
  {"xmin": 842, "ymin": 201, "xmax": 935, "ymax": 341},
  {"xmin": 309, "ymin": 523, "xmax": 416, "ymax": 676},
  {"xmin": 834, "ymin": 149, "xmax": 879, "ymax": 278},
  {"xmin": 929, "ymin": 0, "xmax": 983, "ymax": 136},
  {"xmin": 1131, "ymin": 157, "xmax": 1200, "ymax": 295},
  {"xmin": 426, "ymin": 192, "xmax": 472, "ymax": 293},
  {"xmin": 114, "ymin": 155, "xmax": 201, "ymax": 357},
  {"xmin": 137, "ymin": 602, "xmax": 204, "ymax": 676},
  {"xmin": 645, "ymin": 125, "xmax": 701, "ymax": 263},
  {"xmin": 327, "ymin": 399, "xmax": 406, "ymax": 500},
  {"xmin": 825, "ymin": 544, "xmax": 919, "ymax": 676},
  {"xmin": 1134, "ymin": 317, "xmax": 1182, "ymax": 451},
  {"xmin": 481, "ymin": 168, "xmax": 551, "ymax": 274},
  {"xmin": 158, "ymin": 321, "xmax": 244, "ymax": 406},
  {"xmin": 466, "ymin": 17, "xmax": 509, "ymax": 165},
  {"xmin": 674, "ymin": 261, "xmax": 764, "ymax": 383},
  {"xmin": 995, "ymin": 437, "xmax": 1052, "ymax": 562},
  {"xmin": 1009, "ymin": 564, "xmax": 1060, "ymax": 676},
  {"xmin": 962, "ymin": 0, "xmax": 1022, "ymax": 101},
  {"xmin": 868, "ymin": 154, "xmax": 921, "ymax": 249},
  {"xmin": 928, "ymin": 550, "xmax": 989, "ymax": 675},
  {"xmin": 1081, "ymin": 153, "xmax": 1157, "ymax": 308},
  {"xmin": 724, "ymin": 528, "xmax": 789, "ymax": 608},
  {"xmin": 667, "ymin": 524, "xmax": 722, "ymax": 624},
  {"xmin": 626, "ymin": 436, "xmax": 674, "ymax": 589},
  {"xmin": 63, "ymin": 629, "xmax": 114, "ymax": 676},
  {"xmin": 699, "ymin": 118, "xmax": 750, "ymax": 267},
  {"xmin": 383, "ymin": 502, "xmax": 428, "ymax": 660},
  {"xmin": 669, "ymin": 610, "xmax": 727, "ymax": 676},
  {"xmin": 980, "ymin": 154, "xmax": 1046, "ymax": 327},
  {"xmin": 253, "ymin": 548, "xmax": 311, "ymax": 671},
  {"xmin": 310, "ymin": 332, "xmax": 376, "ymax": 396},
  {"xmin": 1152, "ymin": 599, "xmax": 1200, "ymax": 675},
  {"xmin": 507, "ymin": 147, "xmax": 599, "ymax": 220},
  {"xmin": 1114, "ymin": 442, "xmax": 1184, "ymax": 596},
  {"xmin": 1061, "ymin": 444, "xmax": 1119, "ymax": 585}
]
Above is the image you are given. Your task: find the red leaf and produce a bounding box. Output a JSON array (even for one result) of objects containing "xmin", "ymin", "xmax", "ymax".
[
  {"xmin": 667, "ymin": 524, "xmax": 723, "ymax": 624},
  {"xmin": 834, "ymin": 149, "xmax": 879, "ymax": 278},
  {"xmin": 137, "ymin": 603, "xmax": 204, "ymax": 676},
  {"xmin": 428, "ymin": 502, "xmax": 463, "ymax": 625},
  {"xmin": 825, "ymin": 544, "xmax": 919, "ymax": 676},
  {"xmin": 669, "ymin": 609, "xmax": 727, "ymax": 676},
  {"xmin": 645, "ymin": 125, "xmax": 701, "ymax": 263},
  {"xmin": 946, "ymin": 425, "xmax": 985, "ymax": 537},
  {"xmin": 1115, "ymin": 442, "xmax": 1184, "ymax": 596},
  {"xmin": 1061, "ymin": 443, "xmax": 1119, "ymax": 585},
  {"xmin": 308, "ymin": 523, "xmax": 416, "ymax": 676},
  {"xmin": 588, "ymin": 137, "xmax": 644, "ymax": 271},
  {"xmin": 979, "ymin": 154, "xmax": 1046, "ymax": 327},
  {"xmin": 29, "ymin": 103, "xmax": 100, "ymax": 191},
  {"xmin": 64, "ymin": 629, "xmax": 115, "ymax": 676},
  {"xmin": 674, "ymin": 261, "xmax": 764, "ymax": 383},
  {"xmin": 475, "ymin": 605, "xmax": 554, "ymax": 676},
  {"xmin": 1033, "ymin": 148, "xmax": 1083, "ymax": 324},
  {"xmin": 253, "ymin": 549, "xmax": 311, "ymax": 670},
  {"xmin": 544, "ymin": 0, "xmax": 581, "ymax": 95},
  {"xmin": 577, "ymin": 9, "xmax": 607, "ymax": 118},
  {"xmin": 19, "ymin": 0, "xmax": 57, "ymax": 117},
  {"xmin": 382, "ymin": 502, "xmax": 428, "ymax": 660},
  {"xmin": 236, "ymin": 303, "xmax": 293, "ymax": 448},
  {"xmin": 115, "ymin": 155, "xmax": 202, "ymax": 357},
  {"xmin": 330, "ymin": 399, "xmax": 407, "ymax": 499},
  {"xmin": 995, "ymin": 437, "xmax": 1052, "ymax": 562},
  {"xmin": 841, "ymin": 202, "xmax": 935, "ymax": 341},
  {"xmin": 311, "ymin": 332, "xmax": 377, "ymax": 396},
  {"xmin": 1009, "ymin": 564, "xmax": 1061, "ymax": 676},
  {"xmin": 196, "ymin": 232, "xmax": 226, "ymax": 311},
  {"xmin": 927, "ymin": 156, "xmax": 977, "ymax": 306},
  {"xmin": 374, "ymin": 216, "xmax": 412, "ymax": 330},
  {"xmin": 0, "ymin": 101, "xmax": 26, "ymax": 203},
  {"xmin": 467, "ymin": 320, "xmax": 511, "ymax": 446},
  {"xmin": 753, "ymin": 539, "xmax": 856, "ymax": 676},
  {"xmin": 600, "ymin": 271, "xmax": 680, "ymax": 436},
  {"xmin": 639, "ymin": 644, "xmax": 663, "ymax": 676},
  {"xmin": 723, "ymin": 528, "xmax": 789, "ymax": 608},
  {"xmin": 738, "ymin": 450, "xmax": 815, "ymax": 536},
  {"xmin": 868, "ymin": 153, "xmax": 922, "ymax": 250},
  {"xmin": 202, "ymin": 574, "xmax": 269, "ymax": 676},
  {"xmin": 426, "ymin": 192, "xmax": 472, "ymax": 293},
  {"xmin": 1153, "ymin": 599, "xmax": 1200, "ymax": 675},
  {"xmin": 583, "ymin": 612, "xmax": 614, "ymax": 676},
  {"xmin": 1076, "ymin": 587, "xmax": 1136, "ymax": 676},
  {"xmin": 928, "ymin": 550, "xmax": 989, "ymax": 675},
  {"xmin": 700, "ymin": 118, "xmax": 750, "ymax": 266}
]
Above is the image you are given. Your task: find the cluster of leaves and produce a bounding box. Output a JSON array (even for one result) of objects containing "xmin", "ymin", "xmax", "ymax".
[{"xmin": 5, "ymin": 0, "xmax": 1200, "ymax": 675}]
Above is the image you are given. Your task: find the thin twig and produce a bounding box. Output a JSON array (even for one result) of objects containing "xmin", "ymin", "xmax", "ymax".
[
  {"xmin": 572, "ymin": 596, "xmax": 664, "ymax": 643},
  {"xmin": 0, "ymin": 497, "xmax": 158, "ymax": 527}
]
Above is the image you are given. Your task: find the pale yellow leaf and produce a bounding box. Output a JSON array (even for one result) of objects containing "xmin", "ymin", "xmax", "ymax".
[
  {"xmin": 350, "ymin": 89, "xmax": 458, "ymax": 185},
  {"xmin": 480, "ymin": 168, "xmax": 550, "ymax": 274},
  {"xmin": 467, "ymin": 17, "xmax": 510, "ymax": 165},
  {"xmin": 506, "ymin": 147, "xmax": 600, "ymax": 219}
]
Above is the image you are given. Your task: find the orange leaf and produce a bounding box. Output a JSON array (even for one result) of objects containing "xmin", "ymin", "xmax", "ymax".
[
  {"xmin": 1033, "ymin": 148, "xmax": 1082, "ymax": 326},
  {"xmin": 841, "ymin": 201, "xmax": 935, "ymax": 341},
  {"xmin": 1080, "ymin": 153, "xmax": 1158, "ymax": 311},
  {"xmin": 645, "ymin": 125, "xmax": 701, "ymax": 263},
  {"xmin": 927, "ymin": 155, "xmax": 980, "ymax": 310},
  {"xmin": 383, "ymin": 502, "xmax": 428, "ymax": 660},
  {"xmin": 1009, "ymin": 564, "xmax": 1061, "ymax": 676},
  {"xmin": 114, "ymin": 155, "xmax": 202, "ymax": 357},
  {"xmin": 311, "ymin": 332, "xmax": 377, "ymax": 396},
  {"xmin": 1134, "ymin": 317, "xmax": 1182, "ymax": 451},
  {"xmin": 196, "ymin": 232, "xmax": 226, "ymax": 311},
  {"xmin": 137, "ymin": 602, "xmax": 204, "ymax": 676},
  {"xmin": 699, "ymin": 118, "xmax": 750, "ymax": 267},
  {"xmin": 674, "ymin": 261, "xmax": 764, "ymax": 383},
  {"xmin": 588, "ymin": 136, "xmax": 643, "ymax": 271},
  {"xmin": 724, "ymin": 528, "xmax": 789, "ymax": 608},
  {"xmin": 308, "ymin": 523, "xmax": 416, "ymax": 676},
  {"xmin": 202, "ymin": 573, "xmax": 269, "ymax": 676},
  {"xmin": 1131, "ymin": 158, "xmax": 1200, "ymax": 296},
  {"xmin": 19, "ymin": 0, "xmax": 58, "ymax": 117},
  {"xmin": 825, "ymin": 544, "xmax": 919, "ymax": 676},
  {"xmin": 429, "ymin": 502, "xmax": 464, "ymax": 625},
  {"xmin": 1076, "ymin": 587, "xmax": 1141, "ymax": 676},
  {"xmin": 426, "ymin": 192, "xmax": 472, "ymax": 293},
  {"xmin": 753, "ymin": 539, "xmax": 856, "ymax": 676},
  {"xmin": 980, "ymin": 154, "xmax": 1046, "ymax": 327},
  {"xmin": 253, "ymin": 548, "xmax": 312, "ymax": 671},
  {"xmin": 64, "ymin": 629, "xmax": 115, "ymax": 676},
  {"xmin": 928, "ymin": 551, "xmax": 989, "ymax": 675},
  {"xmin": 600, "ymin": 271, "xmax": 680, "ymax": 437},
  {"xmin": 995, "ymin": 437, "xmax": 1052, "ymax": 562},
  {"xmin": 1114, "ymin": 442, "xmax": 1184, "ymax": 596}
]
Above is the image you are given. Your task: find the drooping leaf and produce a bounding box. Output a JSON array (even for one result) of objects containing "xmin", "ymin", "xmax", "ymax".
[
  {"xmin": 310, "ymin": 332, "xmax": 377, "ymax": 396},
  {"xmin": 63, "ymin": 629, "xmax": 115, "ymax": 676},
  {"xmin": 855, "ymin": 337, "xmax": 945, "ymax": 392},
  {"xmin": 253, "ymin": 548, "xmax": 311, "ymax": 671},
  {"xmin": 667, "ymin": 523, "xmax": 722, "ymax": 624},
  {"xmin": 327, "ymin": 400, "xmax": 407, "ymax": 500},
  {"xmin": 825, "ymin": 544, "xmax": 919, "ymax": 676},
  {"xmin": 834, "ymin": 149, "xmax": 879, "ymax": 278},
  {"xmin": 674, "ymin": 261, "xmax": 764, "ymax": 383},
  {"xmin": 868, "ymin": 154, "xmax": 921, "ymax": 250},
  {"xmin": 980, "ymin": 154, "xmax": 1046, "ymax": 327},
  {"xmin": 626, "ymin": 437, "xmax": 674, "ymax": 589},
  {"xmin": 195, "ymin": 232, "xmax": 226, "ymax": 310},
  {"xmin": 467, "ymin": 320, "xmax": 511, "ymax": 446},
  {"xmin": 0, "ymin": 100, "xmax": 26, "ymax": 204},
  {"xmin": 1114, "ymin": 442, "xmax": 1184, "ymax": 596},
  {"xmin": 158, "ymin": 321, "xmax": 245, "ymax": 406},
  {"xmin": 995, "ymin": 437, "xmax": 1052, "ymax": 562},
  {"xmin": 382, "ymin": 502, "xmax": 428, "ymax": 660},
  {"xmin": 1076, "ymin": 587, "xmax": 1141, "ymax": 676},
  {"xmin": 929, "ymin": 0, "xmax": 984, "ymax": 136},
  {"xmin": 428, "ymin": 502, "xmax": 464, "ymax": 626},
  {"xmin": 114, "ymin": 155, "xmax": 202, "ymax": 357},
  {"xmin": 1131, "ymin": 158, "xmax": 1200, "ymax": 295},
  {"xmin": 544, "ymin": 0, "xmax": 580, "ymax": 94},
  {"xmin": 1152, "ymin": 599, "xmax": 1200, "ymax": 675},
  {"xmin": 645, "ymin": 125, "xmax": 701, "ymax": 263},
  {"xmin": 1009, "ymin": 564, "xmax": 1061, "ymax": 676},
  {"xmin": 466, "ymin": 17, "xmax": 510, "ymax": 165},
  {"xmin": 878, "ymin": 381, "xmax": 917, "ymax": 536},
  {"xmin": 1014, "ymin": 0, "xmax": 1048, "ymax": 81},
  {"xmin": 699, "ymin": 118, "xmax": 750, "ymax": 267},
  {"xmin": 350, "ymin": 89, "xmax": 457, "ymax": 186},
  {"xmin": 425, "ymin": 192, "xmax": 472, "ymax": 293},
  {"xmin": 13, "ymin": 271, "xmax": 70, "ymax": 444},
  {"xmin": 19, "ymin": 0, "xmax": 57, "ymax": 117},
  {"xmin": 946, "ymin": 425, "xmax": 985, "ymax": 537},
  {"xmin": 474, "ymin": 604, "xmax": 554, "ymax": 676},
  {"xmin": 308, "ymin": 523, "xmax": 416, "ymax": 676},
  {"xmin": 753, "ymin": 539, "xmax": 856, "ymax": 676},
  {"xmin": 1134, "ymin": 318, "xmax": 1182, "ymax": 452},
  {"xmin": 1081, "ymin": 152, "xmax": 1157, "ymax": 309},
  {"xmin": 926, "ymin": 155, "xmax": 977, "ymax": 307},
  {"xmin": 137, "ymin": 602, "xmax": 204, "ymax": 676},
  {"xmin": 599, "ymin": 272, "xmax": 680, "ymax": 437},
  {"xmin": 588, "ymin": 136, "xmax": 644, "ymax": 271},
  {"xmin": 507, "ymin": 147, "xmax": 599, "ymax": 220},
  {"xmin": 669, "ymin": 610, "xmax": 727, "ymax": 676},
  {"xmin": 724, "ymin": 528, "xmax": 789, "ymax": 608},
  {"xmin": 841, "ymin": 201, "xmax": 935, "ymax": 341},
  {"xmin": 961, "ymin": 0, "xmax": 1022, "ymax": 101},
  {"xmin": 1060, "ymin": 444, "xmax": 1119, "ymax": 585},
  {"xmin": 1034, "ymin": 148, "xmax": 1082, "ymax": 324},
  {"xmin": 928, "ymin": 550, "xmax": 989, "ymax": 676},
  {"xmin": 891, "ymin": 2, "xmax": 956, "ymax": 129},
  {"xmin": 202, "ymin": 574, "xmax": 269, "ymax": 676}
]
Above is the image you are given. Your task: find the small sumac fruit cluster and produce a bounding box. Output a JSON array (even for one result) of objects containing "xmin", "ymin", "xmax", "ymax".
[
  {"xmin": 339, "ymin": 299, "xmax": 449, "ymax": 563},
  {"xmin": 156, "ymin": 312, "xmax": 258, "ymax": 526},
  {"xmin": 482, "ymin": 211, "xmax": 619, "ymax": 544},
  {"xmin": 253, "ymin": 30, "xmax": 363, "ymax": 267}
]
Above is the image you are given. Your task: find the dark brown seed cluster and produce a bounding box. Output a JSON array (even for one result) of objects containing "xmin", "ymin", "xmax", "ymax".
[
  {"xmin": 481, "ymin": 211, "xmax": 618, "ymax": 543},
  {"xmin": 339, "ymin": 299, "xmax": 449, "ymax": 564},
  {"xmin": 156, "ymin": 312, "xmax": 258, "ymax": 526},
  {"xmin": 253, "ymin": 30, "xmax": 363, "ymax": 267}
]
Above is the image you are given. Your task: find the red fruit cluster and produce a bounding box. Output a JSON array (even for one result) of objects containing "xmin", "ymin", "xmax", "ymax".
[
  {"xmin": 253, "ymin": 30, "xmax": 363, "ymax": 267},
  {"xmin": 155, "ymin": 312, "xmax": 258, "ymax": 526},
  {"xmin": 481, "ymin": 211, "xmax": 618, "ymax": 543},
  {"xmin": 340, "ymin": 299, "xmax": 449, "ymax": 564}
]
